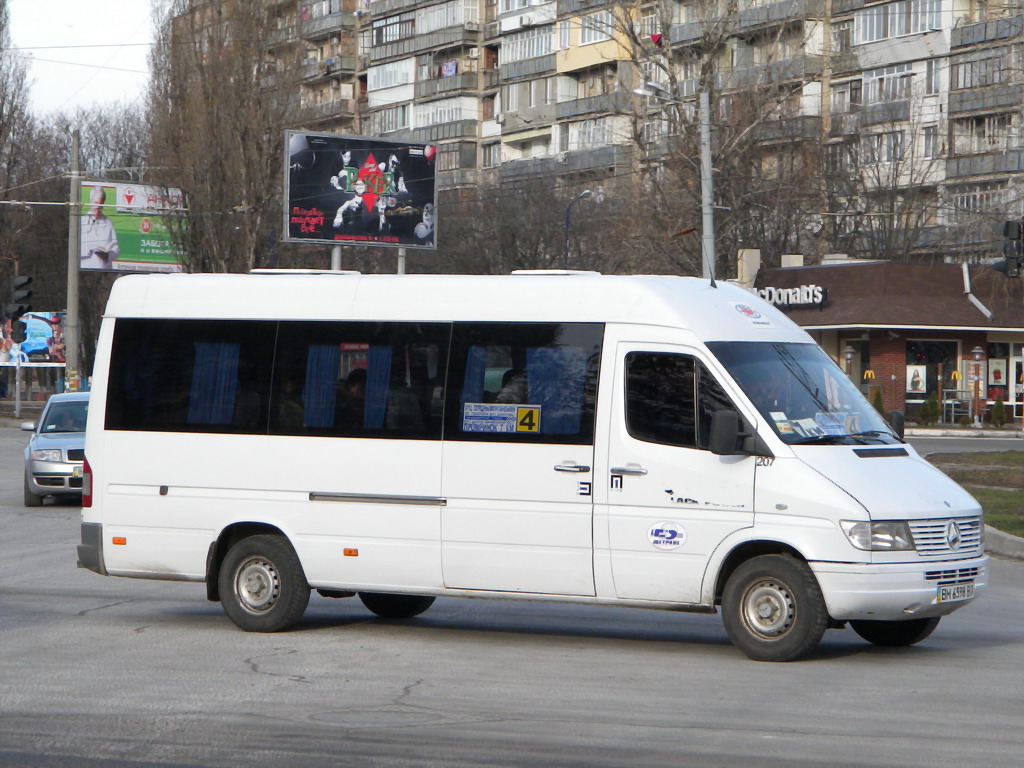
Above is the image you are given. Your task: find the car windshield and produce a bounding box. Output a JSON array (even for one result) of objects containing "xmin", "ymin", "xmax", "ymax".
[
  {"xmin": 707, "ymin": 341, "xmax": 900, "ymax": 446},
  {"xmin": 41, "ymin": 401, "xmax": 88, "ymax": 433}
]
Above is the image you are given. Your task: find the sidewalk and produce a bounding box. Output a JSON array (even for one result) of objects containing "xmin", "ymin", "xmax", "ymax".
[{"xmin": 905, "ymin": 427, "xmax": 1024, "ymax": 438}]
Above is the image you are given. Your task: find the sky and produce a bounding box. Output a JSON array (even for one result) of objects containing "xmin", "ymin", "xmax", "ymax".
[{"xmin": 8, "ymin": 0, "xmax": 154, "ymax": 115}]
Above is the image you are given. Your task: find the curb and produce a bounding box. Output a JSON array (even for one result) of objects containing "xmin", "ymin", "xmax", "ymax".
[
  {"xmin": 905, "ymin": 428, "xmax": 1024, "ymax": 438},
  {"xmin": 986, "ymin": 525, "xmax": 1024, "ymax": 560}
]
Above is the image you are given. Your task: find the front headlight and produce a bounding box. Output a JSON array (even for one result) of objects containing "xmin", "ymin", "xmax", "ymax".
[
  {"xmin": 30, "ymin": 449, "xmax": 63, "ymax": 462},
  {"xmin": 840, "ymin": 520, "xmax": 915, "ymax": 551}
]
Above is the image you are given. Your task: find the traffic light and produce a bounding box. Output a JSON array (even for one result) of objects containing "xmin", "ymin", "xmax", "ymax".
[
  {"xmin": 994, "ymin": 220, "xmax": 1022, "ymax": 277},
  {"xmin": 6, "ymin": 275, "xmax": 32, "ymax": 342}
]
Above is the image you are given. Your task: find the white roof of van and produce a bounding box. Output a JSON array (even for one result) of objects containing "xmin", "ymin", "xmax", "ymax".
[{"xmin": 103, "ymin": 271, "xmax": 809, "ymax": 343}]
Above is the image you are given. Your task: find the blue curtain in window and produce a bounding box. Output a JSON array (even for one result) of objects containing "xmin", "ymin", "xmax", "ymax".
[
  {"xmin": 527, "ymin": 347, "xmax": 586, "ymax": 434},
  {"xmin": 188, "ymin": 342, "xmax": 239, "ymax": 425},
  {"xmin": 304, "ymin": 345, "xmax": 341, "ymax": 428},
  {"xmin": 460, "ymin": 346, "xmax": 487, "ymax": 408},
  {"xmin": 364, "ymin": 345, "xmax": 392, "ymax": 429}
]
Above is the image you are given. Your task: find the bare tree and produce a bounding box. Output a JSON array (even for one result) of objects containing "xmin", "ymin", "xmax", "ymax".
[{"xmin": 147, "ymin": 0, "xmax": 299, "ymax": 273}]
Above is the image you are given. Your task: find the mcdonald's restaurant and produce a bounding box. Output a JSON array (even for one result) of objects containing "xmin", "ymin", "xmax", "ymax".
[{"xmin": 746, "ymin": 254, "xmax": 1024, "ymax": 426}]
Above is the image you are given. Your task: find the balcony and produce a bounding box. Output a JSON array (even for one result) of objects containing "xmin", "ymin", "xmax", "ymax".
[
  {"xmin": 500, "ymin": 105, "xmax": 556, "ymax": 133},
  {"xmin": 388, "ymin": 119, "xmax": 480, "ymax": 144},
  {"xmin": 500, "ymin": 144, "xmax": 633, "ymax": 180},
  {"xmin": 368, "ymin": 0, "xmax": 421, "ymax": 15},
  {"xmin": 949, "ymin": 84, "xmax": 1024, "ymax": 115},
  {"xmin": 738, "ymin": 0, "xmax": 819, "ymax": 30},
  {"xmin": 500, "ymin": 55, "xmax": 556, "ymax": 82},
  {"xmin": 302, "ymin": 98, "xmax": 359, "ymax": 123},
  {"xmin": 668, "ymin": 20, "xmax": 709, "ymax": 45},
  {"xmin": 751, "ymin": 114, "xmax": 822, "ymax": 143},
  {"xmin": 297, "ymin": 56, "xmax": 359, "ymax": 81},
  {"xmin": 829, "ymin": 111, "xmax": 860, "ymax": 138},
  {"xmin": 861, "ymin": 99, "xmax": 910, "ymax": 126},
  {"xmin": 946, "ymin": 150, "xmax": 1024, "ymax": 179},
  {"xmin": 557, "ymin": 0, "xmax": 614, "ymax": 13},
  {"xmin": 416, "ymin": 71, "xmax": 490, "ymax": 99},
  {"xmin": 370, "ymin": 24, "xmax": 482, "ymax": 63},
  {"xmin": 437, "ymin": 167, "xmax": 482, "ymax": 189},
  {"xmin": 298, "ymin": 12, "xmax": 356, "ymax": 41},
  {"xmin": 951, "ymin": 15, "xmax": 1024, "ymax": 48},
  {"xmin": 720, "ymin": 55, "xmax": 824, "ymax": 90},
  {"xmin": 556, "ymin": 91, "xmax": 633, "ymax": 120}
]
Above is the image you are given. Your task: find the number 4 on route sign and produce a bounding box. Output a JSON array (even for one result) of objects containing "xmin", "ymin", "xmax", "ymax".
[{"xmin": 516, "ymin": 406, "xmax": 540, "ymax": 432}]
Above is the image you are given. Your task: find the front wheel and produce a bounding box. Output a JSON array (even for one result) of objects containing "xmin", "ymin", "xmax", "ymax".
[
  {"xmin": 24, "ymin": 476, "xmax": 42, "ymax": 507},
  {"xmin": 721, "ymin": 554, "xmax": 829, "ymax": 662},
  {"xmin": 218, "ymin": 535, "xmax": 310, "ymax": 632},
  {"xmin": 359, "ymin": 592, "xmax": 435, "ymax": 619},
  {"xmin": 850, "ymin": 617, "xmax": 940, "ymax": 647}
]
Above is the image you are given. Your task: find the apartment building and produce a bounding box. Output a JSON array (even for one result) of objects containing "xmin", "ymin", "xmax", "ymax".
[{"xmin": 180, "ymin": 0, "xmax": 1024, "ymax": 263}]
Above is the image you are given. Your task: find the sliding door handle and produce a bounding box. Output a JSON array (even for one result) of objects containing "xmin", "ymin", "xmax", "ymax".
[
  {"xmin": 554, "ymin": 463, "xmax": 591, "ymax": 473},
  {"xmin": 610, "ymin": 465, "xmax": 648, "ymax": 476}
]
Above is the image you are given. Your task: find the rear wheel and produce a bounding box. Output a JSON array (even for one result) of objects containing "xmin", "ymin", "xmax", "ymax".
[
  {"xmin": 23, "ymin": 476, "xmax": 42, "ymax": 507},
  {"xmin": 721, "ymin": 554, "xmax": 829, "ymax": 662},
  {"xmin": 358, "ymin": 592, "xmax": 435, "ymax": 619},
  {"xmin": 218, "ymin": 535, "xmax": 310, "ymax": 632},
  {"xmin": 850, "ymin": 617, "xmax": 940, "ymax": 647}
]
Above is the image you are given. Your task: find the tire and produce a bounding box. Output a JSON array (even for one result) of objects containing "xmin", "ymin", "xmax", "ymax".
[
  {"xmin": 721, "ymin": 554, "xmax": 829, "ymax": 662},
  {"xmin": 850, "ymin": 617, "xmax": 940, "ymax": 647},
  {"xmin": 24, "ymin": 476, "xmax": 42, "ymax": 507},
  {"xmin": 358, "ymin": 592, "xmax": 435, "ymax": 619},
  {"xmin": 218, "ymin": 535, "xmax": 310, "ymax": 632}
]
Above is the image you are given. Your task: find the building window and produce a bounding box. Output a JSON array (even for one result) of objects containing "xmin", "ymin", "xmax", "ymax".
[
  {"xmin": 499, "ymin": 25, "xmax": 554, "ymax": 65},
  {"xmin": 580, "ymin": 10, "xmax": 614, "ymax": 45},
  {"xmin": 369, "ymin": 103, "xmax": 410, "ymax": 134},
  {"xmin": 415, "ymin": 97, "xmax": 464, "ymax": 128},
  {"xmin": 953, "ymin": 114, "xmax": 1014, "ymax": 155},
  {"xmin": 925, "ymin": 59, "xmax": 939, "ymax": 94},
  {"xmin": 437, "ymin": 143, "xmax": 462, "ymax": 171},
  {"xmin": 861, "ymin": 130, "xmax": 904, "ymax": 164},
  {"xmin": 368, "ymin": 59, "xmax": 414, "ymax": 91},
  {"xmin": 854, "ymin": 0, "xmax": 941, "ymax": 44},
  {"xmin": 372, "ymin": 12, "xmax": 415, "ymax": 46},
  {"xmin": 482, "ymin": 142, "xmax": 501, "ymax": 168},
  {"xmin": 499, "ymin": 0, "xmax": 528, "ymax": 13},
  {"xmin": 951, "ymin": 51, "xmax": 1010, "ymax": 90},
  {"xmin": 951, "ymin": 181, "xmax": 1007, "ymax": 215},
  {"xmin": 923, "ymin": 124, "xmax": 939, "ymax": 158},
  {"xmin": 832, "ymin": 19, "xmax": 853, "ymax": 53},
  {"xmin": 863, "ymin": 63, "xmax": 912, "ymax": 104}
]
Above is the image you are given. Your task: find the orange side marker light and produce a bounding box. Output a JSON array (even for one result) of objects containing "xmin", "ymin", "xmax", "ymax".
[
  {"xmin": 343, "ymin": 548, "xmax": 359, "ymax": 557},
  {"xmin": 112, "ymin": 537, "xmax": 127, "ymax": 546}
]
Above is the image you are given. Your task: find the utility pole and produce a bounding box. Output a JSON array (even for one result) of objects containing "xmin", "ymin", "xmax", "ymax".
[
  {"xmin": 66, "ymin": 130, "xmax": 81, "ymax": 391},
  {"xmin": 699, "ymin": 90, "xmax": 715, "ymax": 282}
]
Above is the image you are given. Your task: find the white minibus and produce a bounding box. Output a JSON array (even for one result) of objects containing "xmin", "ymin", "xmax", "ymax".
[{"xmin": 77, "ymin": 271, "xmax": 987, "ymax": 661}]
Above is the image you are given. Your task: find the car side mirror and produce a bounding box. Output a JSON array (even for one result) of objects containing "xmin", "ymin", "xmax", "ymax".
[
  {"xmin": 20, "ymin": 422, "xmax": 35, "ymax": 432},
  {"xmin": 887, "ymin": 410, "xmax": 905, "ymax": 440},
  {"xmin": 710, "ymin": 410, "xmax": 775, "ymax": 458}
]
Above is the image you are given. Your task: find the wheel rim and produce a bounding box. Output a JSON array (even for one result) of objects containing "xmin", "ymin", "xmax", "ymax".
[
  {"xmin": 234, "ymin": 556, "xmax": 281, "ymax": 615},
  {"xmin": 740, "ymin": 578, "xmax": 796, "ymax": 640}
]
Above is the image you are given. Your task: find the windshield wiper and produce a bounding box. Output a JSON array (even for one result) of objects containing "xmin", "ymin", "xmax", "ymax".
[{"xmin": 790, "ymin": 434, "xmax": 850, "ymax": 445}]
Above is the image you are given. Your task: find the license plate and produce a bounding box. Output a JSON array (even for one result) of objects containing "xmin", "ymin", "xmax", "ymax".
[
  {"xmin": 937, "ymin": 582, "xmax": 974, "ymax": 603},
  {"xmin": 73, "ymin": 466, "xmax": 83, "ymax": 478}
]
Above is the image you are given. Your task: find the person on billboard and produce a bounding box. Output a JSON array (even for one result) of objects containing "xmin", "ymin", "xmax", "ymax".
[
  {"xmin": 333, "ymin": 179, "xmax": 368, "ymax": 230},
  {"xmin": 80, "ymin": 186, "xmax": 120, "ymax": 269},
  {"xmin": 414, "ymin": 202, "xmax": 435, "ymax": 245},
  {"xmin": 374, "ymin": 196, "xmax": 391, "ymax": 234},
  {"xmin": 329, "ymin": 150, "xmax": 357, "ymax": 192}
]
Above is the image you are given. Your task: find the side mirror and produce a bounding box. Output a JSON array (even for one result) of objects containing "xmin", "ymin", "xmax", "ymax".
[
  {"xmin": 887, "ymin": 410, "xmax": 905, "ymax": 440},
  {"xmin": 709, "ymin": 410, "xmax": 747, "ymax": 456},
  {"xmin": 20, "ymin": 421, "xmax": 35, "ymax": 432},
  {"xmin": 710, "ymin": 410, "xmax": 775, "ymax": 458}
]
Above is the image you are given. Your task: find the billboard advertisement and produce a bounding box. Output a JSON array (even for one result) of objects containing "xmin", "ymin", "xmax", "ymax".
[
  {"xmin": 285, "ymin": 131, "xmax": 437, "ymax": 249},
  {"xmin": 2, "ymin": 312, "xmax": 64, "ymax": 363},
  {"xmin": 80, "ymin": 181, "xmax": 187, "ymax": 273}
]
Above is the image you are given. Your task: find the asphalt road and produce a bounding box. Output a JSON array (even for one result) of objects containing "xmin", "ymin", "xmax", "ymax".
[{"xmin": 2, "ymin": 427, "xmax": 1023, "ymax": 767}]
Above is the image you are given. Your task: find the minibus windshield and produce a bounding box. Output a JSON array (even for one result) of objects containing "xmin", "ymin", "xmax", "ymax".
[{"xmin": 707, "ymin": 341, "xmax": 900, "ymax": 446}]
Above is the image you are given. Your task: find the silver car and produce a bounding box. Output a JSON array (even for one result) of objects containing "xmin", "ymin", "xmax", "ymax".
[{"xmin": 23, "ymin": 392, "xmax": 90, "ymax": 507}]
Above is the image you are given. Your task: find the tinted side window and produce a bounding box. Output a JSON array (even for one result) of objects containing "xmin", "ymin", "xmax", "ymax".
[
  {"xmin": 626, "ymin": 353, "xmax": 696, "ymax": 447},
  {"xmin": 446, "ymin": 322, "xmax": 603, "ymax": 444},
  {"xmin": 271, "ymin": 321, "xmax": 449, "ymax": 439},
  {"xmin": 106, "ymin": 319, "xmax": 274, "ymax": 434},
  {"xmin": 625, "ymin": 352, "xmax": 734, "ymax": 450},
  {"xmin": 105, "ymin": 319, "xmax": 449, "ymax": 439}
]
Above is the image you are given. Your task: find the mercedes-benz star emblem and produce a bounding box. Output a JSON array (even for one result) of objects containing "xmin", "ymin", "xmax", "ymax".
[{"xmin": 946, "ymin": 520, "xmax": 963, "ymax": 550}]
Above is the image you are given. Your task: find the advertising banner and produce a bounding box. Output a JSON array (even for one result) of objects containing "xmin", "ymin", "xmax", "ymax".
[
  {"xmin": 285, "ymin": 131, "xmax": 437, "ymax": 249},
  {"xmin": 2, "ymin": 312, "xmax": 65, "ymax": 363},
  {"xmin": 80, "ymin": 181, "xmax": 187, "ymax": 272}
]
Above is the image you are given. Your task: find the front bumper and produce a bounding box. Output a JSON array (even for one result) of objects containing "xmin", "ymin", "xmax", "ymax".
[
  {"xmin": 26, "ymin": 459, "xmax": 84, "ymax": 497},
  {"xmin": 812, "ymin": 555, "xmax": 988, "ymax": 621}
]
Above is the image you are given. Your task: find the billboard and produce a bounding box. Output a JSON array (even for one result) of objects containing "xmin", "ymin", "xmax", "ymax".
[
  {"xmin": 2, "ymin": 312, "xmax": 64, "ymax": 363},
  {"xmin": 80, "ymin": 181, "xmax": 187, "ymax": 273},
  {"xmin": 285, "ymin": 131, "xmax": 437, "ymax": 249}
]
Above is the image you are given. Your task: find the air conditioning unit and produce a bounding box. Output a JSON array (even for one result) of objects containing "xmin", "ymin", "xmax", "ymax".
[
  {"xmin": 496, "ymin": 114, "xmax": 506, "ymax": 125},
  {"xmin": 520, "ymin": 14, "xmax": 534, "ymax": 27},
  {"xmin": 468, "ymin": 48, "xmax": 480, "ymax": 59},
  {"xmin": 557, "ymin": 152, "xmax": 568, "ymax": 164}
]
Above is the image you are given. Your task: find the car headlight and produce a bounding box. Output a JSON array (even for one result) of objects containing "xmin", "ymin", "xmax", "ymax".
[
  {"xmin": 840, "ymin": 520, "xmax": 915, "ymax": 551},
  {"xmin": 30, "ymin": 449, "xmax": 63, "ymax": 462}
]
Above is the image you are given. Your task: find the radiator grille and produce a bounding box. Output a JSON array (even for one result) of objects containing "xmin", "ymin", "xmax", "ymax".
[
  {"xmin": 925, "ymin": 567, "xmax": 980, "ymax": 585},
  {"xmin": 909, "ymin": 517, "xmax": 983, "ymax": 558},
  {"xmin": 67, "ymin": 449, "xmax": 85, "ymax": 461}
]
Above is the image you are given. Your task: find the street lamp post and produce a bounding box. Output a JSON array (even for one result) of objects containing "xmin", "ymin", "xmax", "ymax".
[
  {"xmin": 972, "ymin": 346, "xmax": 985, "ymax": 428},
  {"xmin": 563, "ymin": 189, "xmax": 592, "ymax": 268},
  {"xmin": 633, "ymin": 83, "xmax": 715, "ymax": 281}
]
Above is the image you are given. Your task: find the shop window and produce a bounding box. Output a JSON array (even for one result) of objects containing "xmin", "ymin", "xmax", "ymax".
[{"xmin": 905, "ymin": 340, "xmax": 958, "ymax": 403}]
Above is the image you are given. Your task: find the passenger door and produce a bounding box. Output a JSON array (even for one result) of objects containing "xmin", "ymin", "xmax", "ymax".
[
  {"xmin": 440, "ymin": 322, "xmax": 603, "ymax": 596},
  {"xmin": 603, "ymin": 343, "xmax": 755, "ymax": 604}
]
